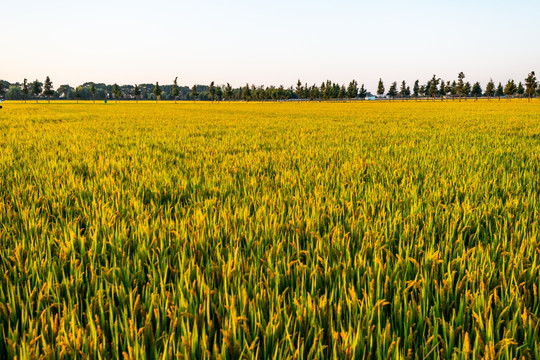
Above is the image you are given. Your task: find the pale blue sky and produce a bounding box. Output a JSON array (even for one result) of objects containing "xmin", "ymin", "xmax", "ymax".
[{"xmin": 2, "ymin": 0, "xmax": 539, "ymax": 90}]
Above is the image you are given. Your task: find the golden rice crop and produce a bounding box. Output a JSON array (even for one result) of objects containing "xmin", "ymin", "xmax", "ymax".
[{"xmin": 0, "ymin": 100, "xmax": 539, "ymax": 359}]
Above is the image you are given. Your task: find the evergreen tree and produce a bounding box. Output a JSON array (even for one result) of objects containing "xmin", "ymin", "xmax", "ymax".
[
  {"xmin": 224, "ymin": 83, "xmax": 233, "ymax": 102},
  {"xmin": 517, "ymin": 82, "xmax": 525, "ymax": 99},
  {"xmin": 133, "ymin": 84, "xmax": 141, "ymax": 103},
  {"xmin": 296, "ymin": 79, "xmax": 303, "ymax": 101},
  {"xmin": 338, "ymin": 85, "xmax": 346, "ymax": 101},
  {"xmin": 496, "ymin": 82, "xmax": 504, "ymax": 100},
  {"xmin": 449, "ymin": 81, "xmax": 457, "ymax": 100},
  {"xmin": 320, "ymin": 82, "xmax": 326, "ymax": 100},
  {"xmin": 172, "ymin": 77, "xmax": 179, "ymax": 103},
  {"xmin": 399, "ymin": 80, "xmax": 407, "ymax": 101},
  {"xmin": 43, "ymin": 76, "xmax": 54, "ymax": 103},
  {"xmin": 419, "ymin": 85, "xmax": 425, "ymax": 99},
  {"xmin": 153, "ymin": 82, "xmax": 162, "ymax": 103},
  {"xmin": 413, "ymin": 80, "xmax": 419, "ymax": 100},
  {"xmin": 377, "ymin": 78, "xmax": 385, "ymax": 99},
  {"xmin": 387, "ymin": 82, "xmax": 398, "ymax": 100},
  {"xmin": 242, "ymin": 83, "xmax": 251, "ymax": 101},
  {"xmin": 253, "ymin": 86, "xmax": 262, "ymax": 102},
  {"xmin": 456, "ymin": 72, "xmax": 465, "ymax": 101},
  {"xmin": 471, "ymin": 82, "xmax": 482, "ymax": 100},
  {"xmin": 504, "ymin": 79, "xmax": 517, "ymax": 100},
  {"xmin": 278, "ymin": 85, "xmax": 285, "ymax": 101},
  {"xmin": 209, "ymin": 81, "xmax": 215, "ymax": 103},
  {"xmin": 358, "ymin": 84, "xmax": 367, "ymax": 99},
  {"xmin": 438, "ymin": 79, "xmax": 446, "ymax": 100},
  {"xmin": 405, "ymin": 86, "xmax": 411, "ymax": 98},
  {"xmin": 191, "ymin": 85, "xmax": 199, "ymax": 102},
  {"xmin": 525, "ymin": 71, "xmax": 537, "ymax": 101},
  {"xmin": 428, "ymin": 75, "xmax": 439, "ymax": 100},
  {"xmin": 90, "ymin": 83, "xmax": 96, "ymax": 103},
  {"xmin": 330, "ymin": 82, "xmax": 339, "ymax": 99},
  {"xmin": 463, "ymin": 82, "xmax": 471, "ymax": 100},
  {"xmin": 485, "ymin": 79, "xmax": 495, "ymax": 100},
  {"xmin": 215, "ymin": 85, "xmax": 223, "ymax": 102},
  {"xmin": 425, "ymin": 81, "xmax": 431, "ymax": 99},
  {"xmin": 347, "ymin": 80, "xmax": 358, "ymax": 100},
  {"xmin": 322, "ymin": 81, "xmax": 331, "ymax": 100},
  {"xmin": 22, "ymin": 79, "xmax": 29, "ymax": 103}
]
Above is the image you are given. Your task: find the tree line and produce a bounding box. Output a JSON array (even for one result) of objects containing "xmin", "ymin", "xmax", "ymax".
[
  {"xmin": 1, "ymin": 72, "xmax": 539, "ymax": 102},
  {"xmin": 376, "ymin": 72, "xmax": 539, "ymax": 102}
]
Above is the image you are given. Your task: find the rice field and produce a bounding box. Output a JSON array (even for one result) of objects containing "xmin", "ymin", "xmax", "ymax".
[{"xmin": 0, "ymin": 100, "xmax": 539, "ymax": 359}]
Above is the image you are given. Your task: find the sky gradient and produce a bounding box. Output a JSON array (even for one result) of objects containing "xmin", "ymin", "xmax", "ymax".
[{"xmin": 2, "ymin": 0, "xmax": 539, "ymax": 91}]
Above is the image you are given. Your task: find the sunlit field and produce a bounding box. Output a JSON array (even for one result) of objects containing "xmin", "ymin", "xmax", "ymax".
[{"xmin": 1, "ymin": 100, "xmax": 539, "ymax": 358}]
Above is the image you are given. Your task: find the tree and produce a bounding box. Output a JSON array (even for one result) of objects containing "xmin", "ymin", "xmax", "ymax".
[
  {"xmin": 504, "ymin": 79, "xmax": 517, "ymax": 100},
  {"xmin": 133, "ymin": 84, "xmax": 141, "ymax": 103},
  {"xmin": 5, "ymin": 85, "xmax": 22, "ymax": 100},
  {"xmin": 463, "ymin": 82, "xmax": 471, "ymax": 100},
  {"xmin": 399, "ymin": 80, "xmax": 407, "ymax": 101},
  {"xmin": 242, "ymin": 83, "xmax": 251, "ymax": 102},
  {"xmin": 277, "ymin": 85, "xmax": 285, "ymax": 101},
  {"xmin": 90, "ymin": 83, "xmax": 96, "ymax": 103},
  {"xmin": 347, "ymin": 80, "xmax": 358, "ymax": 100},
  {"xmin": 419, "ymin": 85, "xmax": 426, "ymax": 99},
  {"xmin": 32, "ymin": 80, "xmax": 43, "ymax": 103},
  {"xmin": 172, "ymin": 77, "xmax": 179, "ymax": 103},
  {"xmin": 153, "ymin": 82, "xmax": 162, "ymax": 103},
  {"xmin": 310, "ymin": 84, "xmax": 321, "ymax": 100},
  {"xmin": 496, "ymin": 82, "xmax": 504, "ymax": 100},
  {"xmin": 387, "ymin": 81, "xmax": 397, "ymax": 100},
  {"xmin": 208, "ymin": 81, "xmax": 215, "ymax": 103},
  {"xmin": 75, "ymin": 86, "xmax": 82, "ymax": 103},
  {"xmin": 413, "ymin": 80, "xmax": 419, "ymax": 100},
  {"xmin": 22, "ymin": 79, "xmax": 29, "ymax": 103},
  {"xmin": 116, "ymin": 87, "xmax": 123, "ymax": 102},
  {"xmin": 112, "ymin": 84, "xmax": 119, "ymax": 103},
  {"xmin": 224, "ymin": 83, "xmax": 233, "ymax": 102},
  {"xmin": 296, "ymin": 79, "xmax": 304, "ymax": 101},
  {"xmin": 438, "ymin": 79, "xmax": 446, "ymax": 100},
  {"xmin": 428, "ymin": 75, "xmax": 439, "ymax": 100},
  {"xmin": 215, "ymin": 85, "xmax": 223, "ymax": 102},
  {"xmin": 471, "ymin": 82, "xmax": 482, "ymax": 100},
  {"xmin": 525, "ymin": 71, "xmax": 537, "ymax": 101},
  {"xmin": 448, "ymin": 81, "xmax": 457, "ymax": 100},
  {"xmin": 191, "ymin": 85, "xmax": 199, "ymax": 102},
  {"xmin": 485, "ymin": 79, "xmax": 495, "ymax": 100},
  {"xmin": 56, "ymin": 85, "xmax": 71, "ymax": 99},
  {"xmin": 43, "ymin": 76, "xmax": 54, "ymax": 103},
  {"xmin": 322, "ymin": 81, "xmax": 331, "ymax": 100},
  {"xmin": 338, "ymin": 85, "xmax": 346, "ymax": 101},
  {"xmin": 0, "ymin": 82, "xmax": 4, "ymax": 99},
  {"xmin": 425, "ymin": 81, "xmax": 431, "ymax": 99},
  {"xmin": 517, "ymin": 82, "xmax": 525, "ymax": 99},
  {"xmin": 377, "ymin": 78, "xmax": 385, "ymax": 99},
  {"xmin": 456, "ymin": 72, "xmax": 465, "ymax": 101},
  {"xmin": 358, "ymin": 84, "xmax": 367, "ymax": 99}
]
